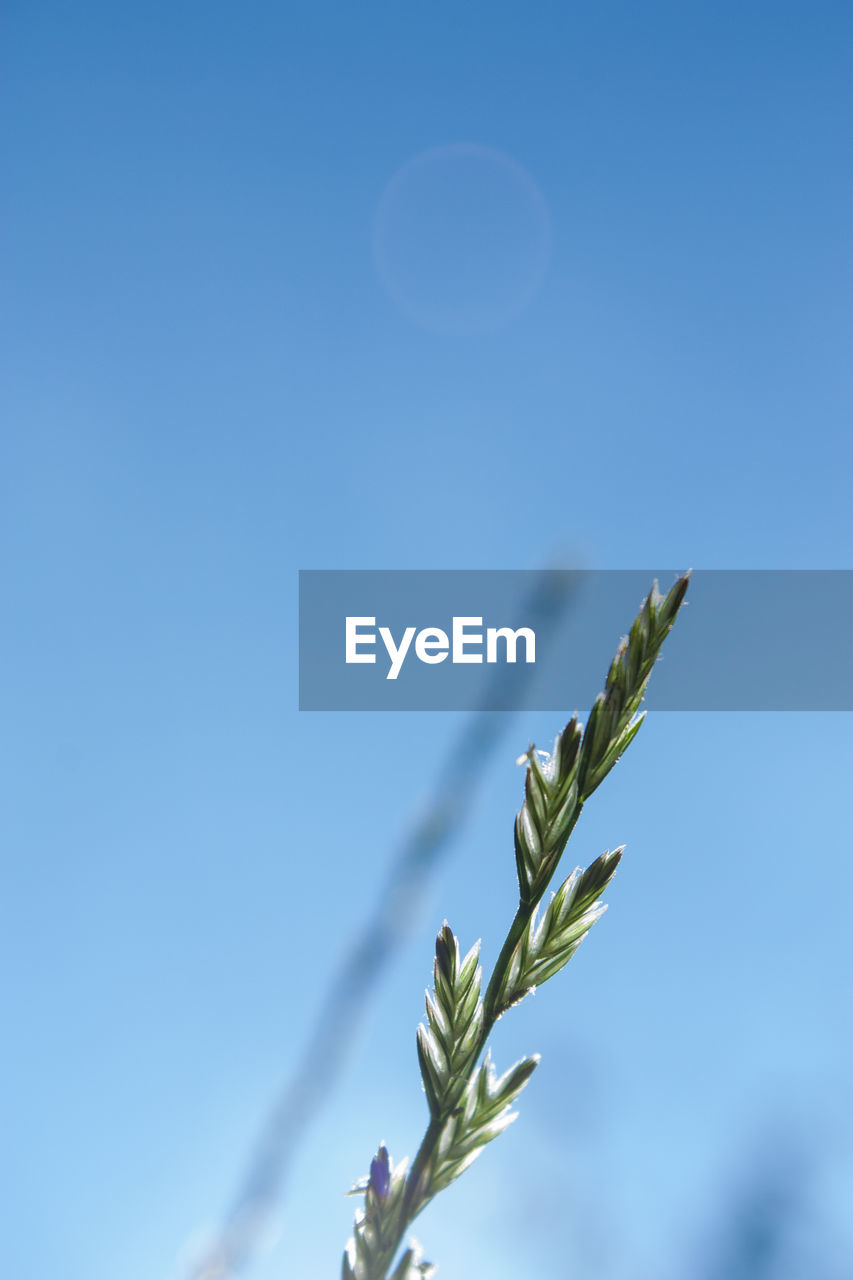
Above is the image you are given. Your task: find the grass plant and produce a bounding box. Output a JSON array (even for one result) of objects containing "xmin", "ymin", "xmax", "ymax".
[{"xmin": 342, "ymin": 573, "xmax": 690, "ymax": 1279}]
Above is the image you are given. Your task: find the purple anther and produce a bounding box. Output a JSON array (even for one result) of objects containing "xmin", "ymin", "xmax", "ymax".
[{"xmin": 369, "ymin": 1145, "xmax": 391, "ymax": 1200}]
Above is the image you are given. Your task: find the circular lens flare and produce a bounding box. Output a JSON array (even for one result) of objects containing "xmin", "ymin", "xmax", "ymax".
[{"xmin": 373, "ymin": 143, "xmax": 552, "ymax": 336}]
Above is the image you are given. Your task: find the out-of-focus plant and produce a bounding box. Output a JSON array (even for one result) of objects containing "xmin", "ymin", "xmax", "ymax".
[{"xmin": 342, "ymin": 574, "xmax": 690, "ymax": 1279}]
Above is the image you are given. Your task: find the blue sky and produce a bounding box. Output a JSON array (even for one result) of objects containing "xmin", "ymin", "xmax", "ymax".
[{"xmin": 2, "ymin": 4, "xmax": 852, "ymax": 1279}]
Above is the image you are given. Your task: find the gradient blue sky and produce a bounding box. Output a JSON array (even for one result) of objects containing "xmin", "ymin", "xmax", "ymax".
[{"xmin": 3, "ymin": 4, "xmax": 852, "ymax": 1279}]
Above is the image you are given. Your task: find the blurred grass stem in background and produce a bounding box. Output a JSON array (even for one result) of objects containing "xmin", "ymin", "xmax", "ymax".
[{"xmin": 184, "ymin": 571, "xmax": 578, "ymax": 1280}]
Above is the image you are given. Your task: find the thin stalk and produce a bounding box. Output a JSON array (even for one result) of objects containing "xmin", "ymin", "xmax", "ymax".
[
  {"xmin": 383, "ymin": 908, "xmax": 529, "ymax": 1275},
  {"xmin": 391, "ymin": 879, "xmax": 571, "ymax": 1273}
]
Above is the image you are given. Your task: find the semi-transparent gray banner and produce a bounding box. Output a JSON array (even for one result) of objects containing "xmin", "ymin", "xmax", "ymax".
[{"xmin": 298, "ymin": 570, "xmax": 853, "ymax": 711}]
